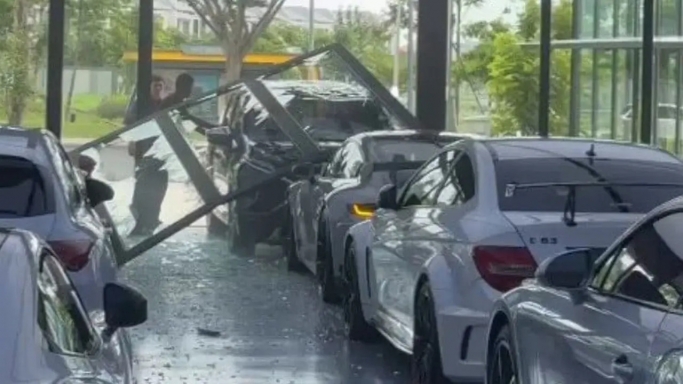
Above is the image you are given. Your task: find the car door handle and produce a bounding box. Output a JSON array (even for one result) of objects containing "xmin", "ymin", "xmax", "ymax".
[{"xmin": 611, "ymin": 355, "xmax": 634, "ymax": 380}]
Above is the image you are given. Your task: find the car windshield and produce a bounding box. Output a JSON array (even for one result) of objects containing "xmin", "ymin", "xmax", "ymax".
[
  {"xmin": 0, "ymin": 156, "xmax": 52, "ymax": 217},
  {"xmin": 495, "ymin": 158, "xmax": 683, "ymax": 213}
]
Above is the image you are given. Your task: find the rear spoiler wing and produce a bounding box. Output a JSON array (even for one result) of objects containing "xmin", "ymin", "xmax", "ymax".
[
  {"xmin": 504, "ymin": 181, "xmax": 683, "ymax": 197},
  {"xmin": 504, "ymin": 181, "xmax": 683, "ymax": 226},
  {"xmin": 360, "ymin": 160, "xmax": 425, "ymax": 184}
]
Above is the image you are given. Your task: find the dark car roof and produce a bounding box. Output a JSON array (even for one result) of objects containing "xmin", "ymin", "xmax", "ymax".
[
  {"xmin": 474, "ymin": 137, "xmax": 681, "ymax": 164},
  {"xmin": 355, "ymin": 130, "xmax": 480, "ymax": 142}
]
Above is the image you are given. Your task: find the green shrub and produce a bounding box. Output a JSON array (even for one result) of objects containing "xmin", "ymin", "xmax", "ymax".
[{"xmin": 96, "ymin": 94, "xmax": 129, "ymax": 120}]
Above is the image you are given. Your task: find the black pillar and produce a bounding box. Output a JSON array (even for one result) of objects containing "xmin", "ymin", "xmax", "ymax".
[
  {"xmin": 640, "ymin": 0, "xmax": 655, "ymax": 144},
  {"xmin": 415, "ymin": 0, "xmax": 449, "ymax": 131},
  {"xmin": 46, "ymin": 0, "xmax": 65, "ymax": 138},
  {"xmin": 538, "ymin": 0, "xmax": 552, "ymax": 138},
  {"xmin": 136, "ymin": 0, "xmax": 154, "ymax": 120},
  {"xmin": 568, "ymin": 0, "xmax": 582, "ymax": 137}
]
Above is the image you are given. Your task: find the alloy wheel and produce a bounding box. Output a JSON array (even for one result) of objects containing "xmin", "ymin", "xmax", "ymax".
[{"xmin": 491, "ymin": 339, "xmax": 517, "ymax": 384}]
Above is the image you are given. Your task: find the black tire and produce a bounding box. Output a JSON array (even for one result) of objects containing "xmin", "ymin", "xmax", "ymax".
[
  {"xmin": 284, "ymin": 209, "xmax": 305, "ymax": 272},
  {"xmin": 411, "ymin": 282, "xmax": 450, "ymax": 384},
  {"xmin": 487, "ymin": 325, "xmax": 518, "ymax": 384},
  {"xmin": 316, "ymin": 217, "xmax": 340, "ymax": 304},
  {"xmin": 343, "ymin": 242, "xmax": 380, "ymax": 342}
]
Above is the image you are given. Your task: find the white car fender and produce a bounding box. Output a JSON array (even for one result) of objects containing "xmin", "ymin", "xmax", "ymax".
[
  {"xmin": 344, "ymin": 220, "xmax": 377, "ymax": 318},
  {"xmin": 417, "ymin": 253, "xmax": 461, "ymax": 315}
]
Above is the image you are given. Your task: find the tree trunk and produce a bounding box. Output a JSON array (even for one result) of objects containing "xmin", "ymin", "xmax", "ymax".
[
  {"xmin": 221, "ymin": 40, "xmax": 243, "ymax": 83},
  {"xmin": 6, "ymin": 0, "xmax": 31, "ymax": 126},
  {"xmin": 225, "ymin": 59, "xmax": 242, "ymax": 82}
]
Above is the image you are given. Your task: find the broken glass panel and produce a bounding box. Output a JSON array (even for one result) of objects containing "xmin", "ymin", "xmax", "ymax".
[{"xmin": 77, "ymin": 119, "xmax": 205, "ymax": 250}]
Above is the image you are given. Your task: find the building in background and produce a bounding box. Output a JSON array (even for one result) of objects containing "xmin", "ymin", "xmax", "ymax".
[{"xmin": 152, "ymin": 0, "xmax": 377, "ymax": 39}]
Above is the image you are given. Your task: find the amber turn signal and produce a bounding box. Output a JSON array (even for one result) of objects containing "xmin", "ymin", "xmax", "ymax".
[{"xmin": 349, "ymin": 203, "xmax": 375, "ymax": 219}]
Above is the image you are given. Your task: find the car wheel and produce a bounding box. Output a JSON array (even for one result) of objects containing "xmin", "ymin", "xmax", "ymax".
[
  {"xmin": 411, "ymin": 282, "xmax": 450, "ymax": 384},
  {"xmin": 487, "ymin": 325, "xmax": 518, "ymax": 384},
  {"xmin": 343, "ymin": 242, "xmax": 380, "ymax": 342},
  {"xmin": 316, "ymin": 217, "xmax": 340, "ymax": 304},
  {"xmin": 284, "ymin": 209, "xmax": 305, "ymax": 272}
]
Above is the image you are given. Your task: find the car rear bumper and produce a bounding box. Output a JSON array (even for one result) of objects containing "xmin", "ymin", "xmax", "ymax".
[{"xmin": 436, "ymin": 305, "xmax": 489, "ymax": 381}]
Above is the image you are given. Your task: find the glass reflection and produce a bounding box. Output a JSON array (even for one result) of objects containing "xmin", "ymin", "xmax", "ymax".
[
  {"xmin": 76, "ymin": 119, "xmax": 204, "ymax": 249},
  {"xmin": 259, "ymin": 50, "xmax": 407, "ymax": 140}
]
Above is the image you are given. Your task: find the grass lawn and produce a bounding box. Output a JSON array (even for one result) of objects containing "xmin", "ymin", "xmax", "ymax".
[{"xmin": 0, "ymin": 94, "xmax": 124, "ymax": 139}]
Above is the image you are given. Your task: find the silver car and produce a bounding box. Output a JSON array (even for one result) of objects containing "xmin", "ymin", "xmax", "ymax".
[
  {"xmin": 485, "ymin": 194, "xmax": 683, "ymax": 384},
  {"xmin": 0, "ymin": 227, "xmax": 146, "ymax": 384},
  {"xmin": 0, "ymin": 126, "xmax": 118, "ymax": 311},
  {"xmin": 285, "ymin": 130, "xmax": 477, "ymax": 303},
  {"xmin": 342, "ymin": 137, "xmax": 683, "ymax": 383}
]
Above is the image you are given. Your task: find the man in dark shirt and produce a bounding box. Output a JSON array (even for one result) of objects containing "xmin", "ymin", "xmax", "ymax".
[
  {"xmin": 128, "ymin": 73, "xmax": 217, "ymax": 236},
  {"xmin": 123, "ymin": 75, "xmax": 165, "ymax": 126}
]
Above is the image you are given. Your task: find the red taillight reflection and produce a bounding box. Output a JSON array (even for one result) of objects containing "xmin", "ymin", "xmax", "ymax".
[
  {"xmin": 472, "ymin": 246, "xmax": 538, "ymax": 293},
  {"xmin": 48, "ymin": 240, "xmax": 94, "ymax": 271}
]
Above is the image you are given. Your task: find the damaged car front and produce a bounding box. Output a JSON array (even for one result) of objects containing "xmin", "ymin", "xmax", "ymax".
[{"xmin": 203, "ymin": 45, "xmax": 422, "ymax": 255}]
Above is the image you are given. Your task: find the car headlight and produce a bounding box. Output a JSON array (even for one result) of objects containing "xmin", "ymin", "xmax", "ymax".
[
  {"xmin": 349, "ymin": 203, "xmax": 375, "ymax": 219},
  {"xmin": 655, "ymin": 351, "xmax": 683, "ymax": 384}
]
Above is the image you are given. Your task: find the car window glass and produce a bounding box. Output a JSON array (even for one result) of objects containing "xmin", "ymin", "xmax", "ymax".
[
  {"xmin": 37, "ymin": 252, "xmax": 94, "ymax": 355},
  {"xmin": 341, "ymin": 142, "xmax": 364, "ymax": 178},
  {"xmin": 592, "ymin": 212, "xmax": 683, "ymax": 309},
  {"xmin": 434, "ymin": 153, "xmax": 476, "ymax": 205},
  {"xmin": 43, "ymin": 136, "xmax": 83, "ymax": 208},
  {"xmin": 0, "ymin": 155, "xmax": 52, "ymax": 217},
  {"xmin": 495, "ymin": 158, "xmax": 683, "ymax": 213},
  {"xmin": 399, "ymin": 150, "xmax": 457, "ymax": 207}
]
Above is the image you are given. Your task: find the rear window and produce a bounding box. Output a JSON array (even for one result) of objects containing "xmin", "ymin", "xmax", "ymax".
[
  {"xmin": 0, "ymin": 156, "xmax": 52, "ymax": 217},
  {"xmin": 495, "ymin": 158, "xmax": 683, "ymax": 213},
  {"xmin": 290, "ymin": 99, "xmax": 394, "ymax": 142},
  {"xmin": 370, "ymin": 138, "xmax": 458, "ymax": 162}
]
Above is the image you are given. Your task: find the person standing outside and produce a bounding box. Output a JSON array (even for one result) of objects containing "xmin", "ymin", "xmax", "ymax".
[
  {"xmin": 124, "ymin": 75, "xmax": 165, "ymax": 126},
  {"xmin": 128, "ymin": 73, "xmax": 206, "ymax": 236},
  {"xmin": 127, "ymin": 74, "xmax": 168, "ymax": 236}
]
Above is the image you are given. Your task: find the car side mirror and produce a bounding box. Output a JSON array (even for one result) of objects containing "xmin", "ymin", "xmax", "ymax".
[
  {"xmin": 536, "ymin": 248, "xmax": 593, "ymax": 290},
  {"xmin": 102, "ymin": 283, "xmax": 147, "ymax": 341},
  {"xmin": 376, "ymin": 184, "xmax": 398, "ymax": 210},
  {"xmin": 85, "ymin": 178, "xmax": 114, "ymax": 207}
]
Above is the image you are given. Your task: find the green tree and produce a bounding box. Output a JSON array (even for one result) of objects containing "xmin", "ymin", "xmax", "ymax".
[
  {"xmin": 251, "ymin": 8, "xmax": 398, "ymax": 88},
  {"xmin": 486, "ymin": 0, "xmax": 573, "ymax": 136},
  {"xmin": 184, "ymin": 0, "xmax": 286, "ymax": 82},
  {"xmin": 385, "ymin": 0, "xmax": 485, "ymax": 28},
  {"xmin": 0, "ymin": 0, "xmax": 47, "ymax": 125}
]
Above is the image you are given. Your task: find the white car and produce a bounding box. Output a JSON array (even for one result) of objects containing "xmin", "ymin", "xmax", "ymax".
[
  {"xmin": 0, "ymin": 126, "xmax": 117, "ymax": 312},
  {"xmin": 341, "ymin": 137, "xmax": 683, "ymax": 383},
  {"xmin": 485, "ymin": 194, "xmax": 683, "ymax": 384},
  {"xmin": 0, "ymin": 227, "xmax": 146, "ymax": 384}
]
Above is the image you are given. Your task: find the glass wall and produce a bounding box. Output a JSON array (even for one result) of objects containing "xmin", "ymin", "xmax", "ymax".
[
  {"xmin": 451, "ymin": 0, "xmax": 683, "ymax": 154},
  {"xmin": 567, "ymin": 0, "xmax": 683, "ymax": 153}
]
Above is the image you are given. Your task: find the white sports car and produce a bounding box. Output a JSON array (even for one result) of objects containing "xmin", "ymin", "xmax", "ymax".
[
  {"xmin": 285, "ymin": 130, "xmax": 477, "ymax": 303},
  {"xmin": 341, "ymin": 137, "xmax": 683, "ymax": 383}
]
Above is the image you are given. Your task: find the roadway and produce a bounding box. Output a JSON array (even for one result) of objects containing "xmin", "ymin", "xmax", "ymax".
[{"xmin": 65, "ymin": 143, "xmax": 409, "ymax": 383}]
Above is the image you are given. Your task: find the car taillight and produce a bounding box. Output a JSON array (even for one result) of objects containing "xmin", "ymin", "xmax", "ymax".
[
  {"xmin": 472, "ymin": 246, "xmax": 538, "ymax": 293},
  {"xmin": 48, "ymin": 240, "xmax": 94, "ymax": 272}
]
